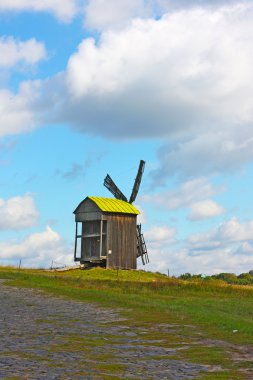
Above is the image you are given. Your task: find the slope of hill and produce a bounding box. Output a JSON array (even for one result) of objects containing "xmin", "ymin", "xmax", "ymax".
[{"xmin": 0, "ymin": 266, "xmax": 252, "ymax": 379}]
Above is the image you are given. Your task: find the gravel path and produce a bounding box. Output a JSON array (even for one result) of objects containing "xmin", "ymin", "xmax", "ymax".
[{"xmin": 0, "ymin": 279, "xmax": 218, "ymax": 379}]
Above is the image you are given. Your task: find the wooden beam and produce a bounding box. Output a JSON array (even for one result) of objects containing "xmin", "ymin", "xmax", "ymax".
[
  {"xmin": 100, "ymin": 220, "xmax": 103, "ymax": 257},
  {"xmin": 74, "ymin": 222, "xmax": 78, "ymax": 260}
]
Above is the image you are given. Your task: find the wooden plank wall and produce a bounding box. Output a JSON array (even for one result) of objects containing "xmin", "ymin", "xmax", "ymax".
[
  {"xmin": 75, "ymin": 198, "xmax": 102, "ymax": 222},
  {"xmin": 106, "ymin": 214, "xmax": 137, "ymax": 269}
]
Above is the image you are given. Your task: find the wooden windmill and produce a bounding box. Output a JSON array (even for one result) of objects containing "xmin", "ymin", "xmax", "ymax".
[
  {"xmin": 73, "ymin": 160, "xmax": 149, "ymax": 269},
  {"xmin": 104, "ymin": 160, "xmax": 149, "ymax": 265}
]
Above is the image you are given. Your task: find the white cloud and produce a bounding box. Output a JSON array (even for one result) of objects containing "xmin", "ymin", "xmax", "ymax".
[
  {"xmin": 0, "ymin": 226, "xmax": 73, "ymax": 267},
  {"xmin": 216, "ymin": 217, "xmax": 253, "ymax": 243},
  {"xmin": 0, "ymin": 0, "xmax": 78, "ymax": 22},
  {"xmin": 189, "ymin": 200, "xmax": 225, "ymax": 221},
  {"xmin": 152, "ymin": 126, "xmax": 253, "ymax": 180},
  {"xmin": 143, "ymin": 177, "xmax": 223, "ymax": 209},
  {"xmin": 139, "ymin": 225, "xmax": 176, "ymax": 272},
  {"xmin": 183, "ymin": 217, "xmax": 253, "ymax": 274},
  {"xmin": 61, "ymin": 2, "xmax": 253, "ymax": 176},
  {"xmin": 147, "ymin": 225, "xmax": 176, "ymax": 244},
  {"xmin": 0, "ymin": 80, "xmax": 40, "ymax": 137},
  {"xmin": 83, "ymin": 0, "xmax": 240, "ymax": 32},
  {"xmin": 2, "ymin": 2, "xmax": 253, "ymax": 181},
  {"xmin": 142, "ymin": 216, "xmax": 253, "ymax": 276},
  {"xmin": 149, "ymin": 246, "xmax": 253, "ymax": 276},
  {"xmin": 157, "ymin": 0, "xmax": 239, "ymax": 13},
  {"xmin": 189, "ymin": 217, "xmax": 253, "ymax": 248},
  {"xmin": 67, "ymin": 4, "xmax": 253, "ymax": 117},
  {"xmin": 0, "ymin": 193, "xmax": 39, "ymax": 230},
  {"xmin": 0, "ymin": 37, "xmax": 46, "ymax": 68},
  {"xmin": 143, "ymin": 225, "xmax": 176, "ymax": 267},
  {"xmin": 0, "ymin": 38, "xmax": 46, "ymax": 138},
  {"xmin": 84, "ymin": 0, "xmax": 152, "ymax": 31}
]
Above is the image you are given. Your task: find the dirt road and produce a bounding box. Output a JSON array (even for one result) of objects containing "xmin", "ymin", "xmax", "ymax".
[{"xmin": 0, "ymin": 279, "xmax": 223, "ymax": 379}]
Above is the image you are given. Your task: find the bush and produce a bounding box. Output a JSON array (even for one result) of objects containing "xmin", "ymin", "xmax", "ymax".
[
  {"xmin": 179, "ymin": 272, "xmax": 192, "ymax": 280},
  {"xmin": 213, "ymin": 273, "xmax": 238, "ymax": 283}
]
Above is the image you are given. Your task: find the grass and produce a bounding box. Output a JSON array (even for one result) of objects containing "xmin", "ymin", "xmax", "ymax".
[{"xmin": 0, "ymin": 266, "xmax": 252, "ymax": 379}]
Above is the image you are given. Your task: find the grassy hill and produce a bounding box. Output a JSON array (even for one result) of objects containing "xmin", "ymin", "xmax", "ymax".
[{"xmin": 0, "ymin": 266, "xmax": 252, "ymax": 379}]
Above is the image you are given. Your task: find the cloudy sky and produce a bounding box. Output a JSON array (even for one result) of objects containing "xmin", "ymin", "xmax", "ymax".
[{"xmin": 1, "ymin": 0, "xmax": 253, "ymax": 275}]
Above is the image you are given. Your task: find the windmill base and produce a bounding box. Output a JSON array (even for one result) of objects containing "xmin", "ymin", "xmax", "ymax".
[
  {"xmin": 76, "ymin": 257, "xmax": 138, "ymax": 270},
  {"xmin": 79, "ymin": 259, "xmax": 107, "ymax": 269}
]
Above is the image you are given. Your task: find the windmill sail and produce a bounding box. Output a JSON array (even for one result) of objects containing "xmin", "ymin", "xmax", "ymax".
[
  {"xmin": 129, "ymin": 160, "xmax": 145, "ymax": 204},
  {"xmin": 136, "ymin": 224, "xmax": 149, "ymax": 264},
  {"xmin": 104, "ymin": 174, "xmax": 128, "ymax": 202}
]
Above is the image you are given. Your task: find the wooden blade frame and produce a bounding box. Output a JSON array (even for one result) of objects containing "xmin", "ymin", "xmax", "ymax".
[
  {"xmin": 129, "ymin": 160, "xmax": 145, "ymax": 204},
  {"xmin": 104, "ymin": 174, "xmax": 128, "ymax": 202},
  {"xmin": 136, "ymin": 224, "xmax": 149, "ymax": 265}
]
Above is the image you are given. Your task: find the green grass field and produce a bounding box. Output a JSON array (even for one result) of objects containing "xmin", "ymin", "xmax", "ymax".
[{"xmin": 0, "ymin": 266, "xmax": 252, "ymax": 379}]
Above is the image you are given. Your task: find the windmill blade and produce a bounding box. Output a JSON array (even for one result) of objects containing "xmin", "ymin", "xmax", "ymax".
[
  {"xmin": 129, "ymin": 160, "xmax": 145, "ymax": 204},
  {"xmin": 104, "ymin": 174, "xmax": 128, "ymax": 202},
  {"xmin": 136, "ymin": 224, "xmax": 149, "ymax": 265}
]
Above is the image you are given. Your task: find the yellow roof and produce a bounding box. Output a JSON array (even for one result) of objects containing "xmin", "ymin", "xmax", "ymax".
[{"xmin": 89, "ymin": 196, "xmax": 140, "ymax": 215}]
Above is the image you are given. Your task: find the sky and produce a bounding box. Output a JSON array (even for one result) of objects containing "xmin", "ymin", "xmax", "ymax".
[{"xmin": 1, "ymin": 0, "xmax": 253, "ymax": 275}]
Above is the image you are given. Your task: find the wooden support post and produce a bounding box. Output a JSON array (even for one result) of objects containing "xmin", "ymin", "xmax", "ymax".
[
  {"xmin": 99, "ymin": 220, "xmax": 103, "ymax": 257},
  {"xmin": 74, "ymin": 222, "xmax": 78, "ymax": 260}
]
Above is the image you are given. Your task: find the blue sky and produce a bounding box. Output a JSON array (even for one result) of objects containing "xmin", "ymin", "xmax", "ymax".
[{"xmin": 1, "ymin": 0, "xmax": 253, "ymax": 275}]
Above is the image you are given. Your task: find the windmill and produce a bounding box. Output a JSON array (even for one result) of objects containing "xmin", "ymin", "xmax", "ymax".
[{"xmin": 104, "ymin": 160, "xmax": 149, "ymax": 265}]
